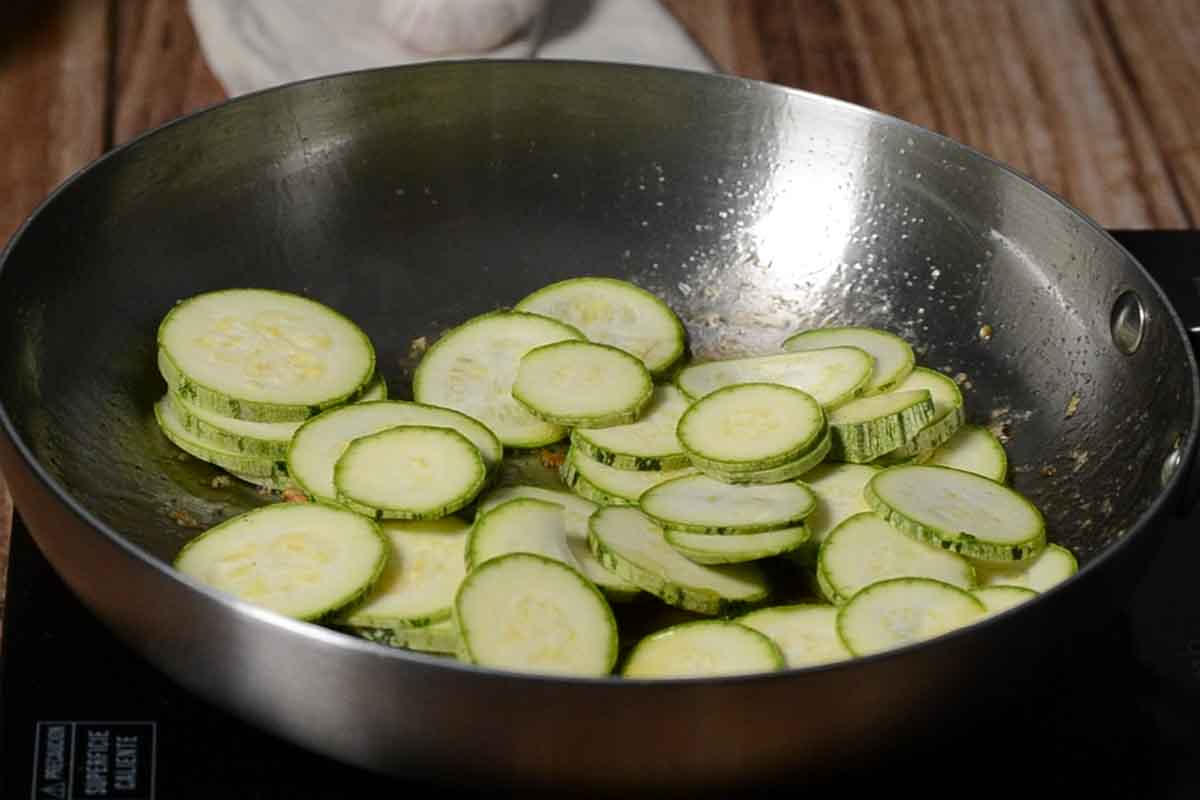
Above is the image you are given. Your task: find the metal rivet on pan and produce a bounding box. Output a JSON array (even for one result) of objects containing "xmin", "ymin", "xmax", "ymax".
[
  {"xmin": 1110, "ymin": 290, "xmax": 1145, "ymax": 355},
  {"xmin": 1161, "ymin": 446, "xmax": 1183, "ymax": 488}
]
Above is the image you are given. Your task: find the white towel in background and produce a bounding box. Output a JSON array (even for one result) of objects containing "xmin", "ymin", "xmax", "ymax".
[{"xmin": 187, "ymin": 0, "xmax": 715, "ymax": 97}]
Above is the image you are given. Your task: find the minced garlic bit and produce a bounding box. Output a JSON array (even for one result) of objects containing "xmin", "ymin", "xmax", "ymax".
[
  {"xmin": 408, "ymin": 336, "xmax": 429, "ymax": 360},
  {"xmin": 1064, "ymin": 393, "xmax": 1081, "ymax": 419},
  {"xmin": 282, "ymin": 487, "xmax": 309, "ymax": 503},
  {"xmin": 979, "ymin": 324, "xmax": 993, "ymax": 341}
]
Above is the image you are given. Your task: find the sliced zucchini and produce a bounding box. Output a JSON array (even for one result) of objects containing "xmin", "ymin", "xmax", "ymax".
[
  {"xmin": 348, "ymin": 619, "xmax": 459, "ymax": 655},
  {"xmin": 621, "ymin": 620, "xmax": 784, "ymax": 678},
  {"xmin": 866, "ymin": 465, "xmax": 1047, "ymax": 561},
  {"xmin": 836, "ymin": 577, "xmax": 986, "ymax": 656},
  {"xmin": 737, "ymin": 604, "xmax": 853, "ymax": 668},
  {"xmin": 639, "ymin": 474, "xmax": 816, "ymax": 535},
  {"xmin": 412, "ymin": 310, "xmax": 584, "ymax": 447},
  {"xmin": 561, "ymin": 446, "xmax": 696, "ymax": 506},
  {"xmin": 816, "ymin": 512, "xmax": 974, "ymax": 605},
  {"xmin": 226, "ymin": 469, "xmax": 296, "ymax": 492},
  {"xmin": 287, "ymin": 401, "xmax": 502, "ymax": 502},
  {"xmin": 155, "ymin": 396, "xmax": 290, "ymax": 482},
  {"xmin": 972, "ymin": 586, "xmax": 1038, "ymax": 615},
  {"xmin": 699, "ymin": 429, "xmax": 831, "ymax": 485},
  {"xmin": 514, "ymin": 276, "xmax": 687, "ymax": 375},
  {"xmin": 336, "ymin": 517, "xmax": 470, "ymax": 628},
  {"xmin": 665, "ymin": 525, "xmax": 809, "ymax": 565},
  {"xmin": 794, "ymin": 463, "xmax": 879, "ymax": 565},
  {"xmin": 465, "ymin": 498, "xmax": 580, "ymax": 572},
  {"xmin": 782, "ymin": 326, "xmax": 915, "ymax": 395},
  {"xmin": 974, "ymin": 543, "xmax": 1078, "ymax": 591},
  {"xmin": 572, "ymin": 384, "xmax": 691, "ymax": 470},
  {"xmin": 876, "ymin": 368, "xmax": 965, "ymax": 462},
  {"xmin": 675, "ymin": 348, "xmax": 873, "ymax": 408},
  {"xmin": 334, "ymin": 426, "xmax": 486, "ymax": 520},
  {"xmin": 455, "ymin": 552, "xmax": 618, "ymax": 677},
  {"xmin": 827, "ymin": 389, "xmax": 936, "ymax": 463},
  {"xmin": 476, "ymin": 485, "xmax": 640, "ymax": 601},
  {"xmin": 587, "ymin": 506, "xmax": 770, "ymax": 615},
  {"xmin": 157, "ymin": 289, "xmax": 375, "ymax": 422},
  {"xmin": 926, "ymin": 424, "xmax": 1009, "ymax": 482},
  {"xmin": 512, "ymin": 340, "xmax": 653, "ymax": 427},
  {"xmin": 173, "ymin": 502, "xmax": 387, "ymax": 620},
  {"xmin": 677, "ymin": 383, "xmax": 826, "ymax": 473}
]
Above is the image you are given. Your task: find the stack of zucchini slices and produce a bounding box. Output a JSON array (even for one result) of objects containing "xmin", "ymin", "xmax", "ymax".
[{"xmin": 159, "ymin": 280, "xmax": 1078, "ymax": 681}]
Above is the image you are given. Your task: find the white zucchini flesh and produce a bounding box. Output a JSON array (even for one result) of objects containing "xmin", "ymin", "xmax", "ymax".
[
  {"xmin": 675, "ymin": 348, "xmax": 873, "ymax": 408},
  {"xmin": 782, "ymin": 326, "xmax": 915, "ymax": 395},
  {"xmin": 798, "ymin": 463, "xmax": 879, "ymax": 560},
  {"xmin": 154, "ymin": 396, "xmax": 289, "ymax": 481},
  {"xmin": 926, "ymin": 425, "xmax": 1009, "ymax": 482},
  {"xmin": 587, "ymin": 506, "xmax": 770, "ymax": 615},
  {"xmin": 836, "ymin": 577, "xmax": 986, "ymax": 656},
  {"xmin": 563, "ymin": 446, "xmax": 697, "ymax": 505},
  {"xmin": 173, "ymin": 502, "xmax": 387, "ymax": 621},
  {"xmin": 974, "ymin": 543, "xmax": 1078, "ymax": 592},
  {"xmin": 514, "ymin": 276, "xmax": 687, "ymax": 375},
  {"xmin": 665, "ymin": 525, "xmax": 809, "ymax": 565},
  {"xmin": 676, "ymin": 383, "xmax": 825, "ymax": 471},
  {"xmin": 639, "ymin": 474, "xmax": 816, "ymax": 535},
  {"xmin": 336, "ymin": 517, "xmax": 470, "ymax": 628},
  {"xmin": 827, "ymin": 389, "xmax": 936, "ymax": 463},
  {"xmin": 412, "ymin": 311, "xmax": 584, "ymax": 447},
  {"xmin": 349, "ymin": 619, "xmax": 459, "ymax": 655},
  {"xmin": 621, "ymin": 621, "xmax": 784, "ymax": 679},
  {"xmin": 466, "ymin": 498, "xmax": 581, "ymax": 572},
  {"xmin": 334, "ymin": 426, "xmax": 486, "ymax": 520},
  {"xmin": 455, "ymin": 553, "xmax": 618, "ymax": 677},
  {"xmin": 287, "ymin": 401, "xmax": 502, "ymax": 502},
  {"xmin": 512, "ymin": 340, "xmax": 653, "ymax": 427},
  {"xmin": 972, "ymin": 586, "xmax": 1038, "ymax": 615},
  {"xmin": 157, "ymin": 289, "xmax": 375, "ymax": 420},
  {"xmin": 866, "ymin": 465, "xmax": 1047, "ymax": 560},
  {"xmin": 572, "ymin": 384, "xmax": 691, "ymax": 470},
  {"xmin": 816, "ymin": 512, "xmax": 974, "ymax": 605},
  {"xmin": 476, "ymin": 486, "xmax": 640, "ymax": 600},
  {"xmin": 878, "ymin": 368, "xmax": 965, "ymax": 460},
  {"xmin": 737, "ymin": 605, "xmax": 853, "ymax": 668}
]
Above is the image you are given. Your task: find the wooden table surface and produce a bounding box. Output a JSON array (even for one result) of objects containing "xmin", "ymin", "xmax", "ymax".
[{"xmin": 1, "ymin": 0, "xmax": 1198, "ymax": 627}]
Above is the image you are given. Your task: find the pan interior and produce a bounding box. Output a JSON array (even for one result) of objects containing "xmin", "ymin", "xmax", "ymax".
[{"xmin": 0, "ymin": 62, "xmax": 1191, "ymax": 567}]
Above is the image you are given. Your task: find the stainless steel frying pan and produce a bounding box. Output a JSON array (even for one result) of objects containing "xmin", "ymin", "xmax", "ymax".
[{"xmin": 0, "ymin": 61, "xmax": 1195, "ymax": 793}]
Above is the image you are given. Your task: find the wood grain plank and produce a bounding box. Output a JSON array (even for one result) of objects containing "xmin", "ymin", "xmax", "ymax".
[
  {"xmin": 1101, "ymin": 0, "xmax": 1200, "ymax": 223},
  {"xmin": 661, "ymin": 0, "xmax": 767, "ymax": 78},
  {"xmin": 0, "ymin": 0, "xmax": 112, "ymax": 642},
  {"xmin": 112, "ymin": 0, "xmax": 226, "ymax": 146}
]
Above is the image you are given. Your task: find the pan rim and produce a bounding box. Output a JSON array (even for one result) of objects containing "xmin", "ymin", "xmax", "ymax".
[{"xmin": 0, "ymin": 57, "xmax": 1197, "ymax": 688}]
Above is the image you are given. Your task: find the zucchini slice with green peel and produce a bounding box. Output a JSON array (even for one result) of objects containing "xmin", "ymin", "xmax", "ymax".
[
  {"xmin": 782, "ymin": 326, "xmax": 915, "ymax": 395},
  {"xmin": 455, "ymin": 552, "xmax": 619, "ymax": 677},
  {"xmin": 665, "ymin": 525, "xmax": 809, "ymax": 565},
  {"xmin": 972, "ymin": 586, "xmax": 1038, "ymax": 615},
  {"xmin": 827, "ymin": 389, "xmax": 936, "ymax": 463},
  {"xmin": 155, "ymin": 396, "xmax": 290, "ymax": 482},
  {"xmin": 465, "ymin": 498, "xmax": 580, "ymax": 571},
  {"xmin": 974, "ymin": 543, "xmax": 1077, "ymax": 591},
  {"xmin": 737, "ymin": 604, "xmax": 853, "ymax": 668},
  {"xmin": 639, "ymin": 474, "xmax": 816, "ymax": 535},
  {"xmin": 621, "ymin": 620, "xmax": 784, "ymax": 678},
  {"xmin": 413, "ymin": 310, "xmax": 584, "ymax": 448},
  {"xmin": 866, "ymin": 464, "xmax": 1047, "ymax": 561},
  {"xmin": 287, "ymin": 401, "xmax": 502, "ymax": 502},
  {"xmin": 561, "ymin": 445, "xmax": 697, "ymax": 505},
  {"xmin": 836, "ymin": 577, "xmax": 986, "ymax": 656},
  {"xmin": 173, "ymin": 502, "xmax": 387, "ymax": 621},
  {"xmin": 476, "ymin": 486, "xmax": 640, "ymax": 601},
  {"xmin": 794, "ymin": 463, "xmax": 879, "ymax": 565},
  {"xmin": 698, "ymin": 429, "xmax": 831, "ymax": 485},
  {"xmin": 347, "ymin": 619, "xmax": 459, "ymax": 655},
  {"xmin": 675, "ymin": 348, "xmax": 872, "ymax": 408},
  {"xmin": 926, "ymin": 425, "xmax": 1009, "ymax": 482},
  {"xmin": 512, "ymin": 340, "xmax": 653, "ymax": 428},
  {"xmin": 334, "ymin": 426, "xmax": 487, "ymax": 520},
  {"xmin": 336, "ymin": 517, "xmax": 470, "ymax": 629},
  {"xmin": 875, "ymin": 368, "xmax": 964, "ymax": 462},
  {"xmin": 572, "ymin": 384, "xmax": 691, "ymax": 470},
  {"xmin": 677, "ymin": 383, "xmax": 826, "ymax": 473},
  {"xmin": 157, "ymin": 289, "xmax": 376, "ymax": 422},
  {"xmin": 587, "ymin": 506, "xmax": 770, "ymax": 615},
  {"xmin": 514, "ymin": 276, "xmax": 687, "ymax": 376},
  {"xmin": 816, "ymin": 512, "xmax": 974, "ymax": 605}
]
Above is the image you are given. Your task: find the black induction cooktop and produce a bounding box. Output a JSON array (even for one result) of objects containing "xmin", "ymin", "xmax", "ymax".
[{"xmin": 2, "ymin": 231, "xmax": 1198, "ymax": 799}]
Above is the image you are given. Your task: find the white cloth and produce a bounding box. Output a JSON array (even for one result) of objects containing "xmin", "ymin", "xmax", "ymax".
[{"xmin": 187, "ymin": 0, "xmax": 715, "ymax": 97}]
